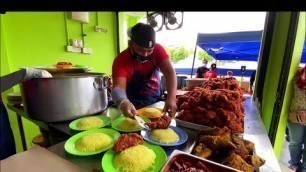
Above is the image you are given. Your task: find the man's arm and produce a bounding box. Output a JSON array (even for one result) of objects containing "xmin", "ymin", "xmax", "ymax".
[
  {"xmin": 159, "ymin": 58, "xmax": 177, "ymax": 117},
  {"xmin": 111, "ymin": 77, "xmax": 137, "ymax": 118},
  {"xmin": 112, "ymin": 77, "xmax": 128, "ymax": 106},
  {"xmin": 1, "ymin": 68, "xmax": 52, "ymax": 93},
  {"xmin": 0, "ymin": 69, "xmax": 26, "ymax": 93}
]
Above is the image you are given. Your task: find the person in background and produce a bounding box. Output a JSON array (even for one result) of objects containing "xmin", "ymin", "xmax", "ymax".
[
  {"xmin": 287, "ymin": 65, "xmax": 306, "ymax": 172},
  {"xmin": 226, "ymin": 70, "xmax": 234, "ymax": 78},
  {"xmin": 111, "ymin": 23, "xmax": 177, "ymax": 118},
  {"xmin": 195, "ymin": 59, "xmax": 209, "ymax": 78},
  {"xmin": 203, "ymin": 63, "xmax": 217, "ymax": 79},
  {"xmin": 250, "ymin": 70, "xmax": 256, "ymax": 94},
  {"xmin": 0, "ymin": 68, "xmax": 52, "ymax": 160}
]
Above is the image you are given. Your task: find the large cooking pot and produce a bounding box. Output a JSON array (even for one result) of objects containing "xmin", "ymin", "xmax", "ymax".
[{"xmin": 20, "ymin": 72, "xmax": 109, "ymax": 123}]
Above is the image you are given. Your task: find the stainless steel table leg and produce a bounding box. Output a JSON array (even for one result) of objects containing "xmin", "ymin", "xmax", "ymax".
[{"xmin": 17, "ymin": 115, "xmax": 27, "ymax": 151}]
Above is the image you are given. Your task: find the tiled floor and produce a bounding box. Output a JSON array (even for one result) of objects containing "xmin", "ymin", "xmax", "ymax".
[{"xmin": 279, "ymin": 137, "xmax": 295, "ymax": 172}]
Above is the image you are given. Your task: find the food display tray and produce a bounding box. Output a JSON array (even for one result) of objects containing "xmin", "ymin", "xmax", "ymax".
[
  {"xmin": 175, "ymin": 118, "xmax": 213, "ymax": 131},
  {"xmin": 160, "ymin": 149, "xmax": 241, "ymax": 172}
]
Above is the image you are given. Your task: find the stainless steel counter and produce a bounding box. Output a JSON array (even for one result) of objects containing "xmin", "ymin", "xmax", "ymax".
[
  {"xmin": 8, "ymin": 95, "xmax": 281, "ymax": 172},
  {"xmin": 47, "ymin": 102, "xmax": 198, "ymax": 172}
]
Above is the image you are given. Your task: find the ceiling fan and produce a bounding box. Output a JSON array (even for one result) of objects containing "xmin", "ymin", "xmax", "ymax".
[{"xmin": 146, "ymin": 11, "xmax": 183, "ymax": 32}]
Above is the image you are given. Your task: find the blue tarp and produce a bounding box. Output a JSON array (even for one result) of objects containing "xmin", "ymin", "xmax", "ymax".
[
  {"xmin": 197, "ymin": 31, "xmax": 263, "ymax": 62},
  {"xmin": 197, "ymin": 31, "xmax": 306, "ymax": 63}
]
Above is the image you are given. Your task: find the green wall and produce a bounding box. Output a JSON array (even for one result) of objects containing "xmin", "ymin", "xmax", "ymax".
[
  {"xmin": 0, "ymin": 12, "xmax": 117, "ymax": 152},
  {"xmin": 274, "ymin": 12, "xmax": 305, "ymax": 157},
  {"xmin": 1, "ymin": 14, "xmax": 25, "ymax": 152},
  {"xmin": 261, "ymin": 12, "xmax": 291, "ymax": 132},
  {"xmin": 118, "ymin": 12, "xmax": 146, "ymax": 52}
]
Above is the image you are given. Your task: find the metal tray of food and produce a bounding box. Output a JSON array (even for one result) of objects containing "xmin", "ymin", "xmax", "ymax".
[
  {"xmin": 189, "ymin": 127, "xmax": 264, "ymax": 172},
  {"xmin": 175, "ymin": 118, "xmax": 213, "ymax": 131},
  {"xmin": 160, "ymin": 149, "xmax": 242, "ymax": 172}
]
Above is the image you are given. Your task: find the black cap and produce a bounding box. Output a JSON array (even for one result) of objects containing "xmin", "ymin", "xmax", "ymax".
[{"xmin": 130, "ymin": 23, "xmax": 155, "ymax": 48}]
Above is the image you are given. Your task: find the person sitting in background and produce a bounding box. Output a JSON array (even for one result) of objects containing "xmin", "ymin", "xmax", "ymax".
[
  {"xmin": 287, "ymin": 65, "xmax": 306, "ymax": 172},
  {"xmin": 0, "ymin": 68, "xmax": 52, "ymax": 160},
  {"xmin": 195, "ymin": 59, "xmax": 209, "ymax": 78},
  {"xmin": 226, "ymin": 70, "xmax": 234, "ymax": 78},
  {"xmin": 203, "ymin": 63, "xmax": 217, "ymax": 79}
]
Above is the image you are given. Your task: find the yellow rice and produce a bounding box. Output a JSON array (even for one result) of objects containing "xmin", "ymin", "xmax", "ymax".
[
  {"xmin": 114, "ymin": 145, "xmax": 156, "ymax": 172},
  {"xmin": 149, "ymin": 128, "xmax": 179, "ymax": 144},
  {"xmin": 118, "ymin": 118, "xmax": 140, "ymax": 130},
  {"xmin": 141, "ymin": 108, "xmax": 161, "ymax": 118},
  {"xmin": 76, "ymin": 116, "xmax": 104, "ymax": 130},
  {"xmin": 75, "ymin": 133, "xmax": 111, "ymax": 152}
]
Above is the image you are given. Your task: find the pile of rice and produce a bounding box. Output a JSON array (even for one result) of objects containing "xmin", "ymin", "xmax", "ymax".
[
  {"xmin": 141, "ymin": 108, "xmax": 161, "ymax": 118},
  {"xmin": 76, "ymin": 116, "xmax": 104, "ymax": 130},
  {"xmin": 75, "ymin": 133, "xmax": 111, "ymax": 152},
  {"xmin": 118, "ymin": 118, "xmax": 140, "ymax": 130},
  {"xmin": 149, "ymin": 128, "xmax": 179, "ymax": 144},
  {"xmin": 114, "ymin": 145, "xmax": 156, "ymax": 172}
]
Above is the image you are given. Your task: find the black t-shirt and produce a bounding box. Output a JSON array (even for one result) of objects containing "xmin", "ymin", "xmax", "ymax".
[{"xmin": 196, "ymin": 66, "xmax": 209, "ymax": 78}]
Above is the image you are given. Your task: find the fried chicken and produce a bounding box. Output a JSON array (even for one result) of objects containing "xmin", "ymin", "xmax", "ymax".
[
  {"xmin": 222, "ymin": 153, "xmax": 255, "ymax": 172},
  {"xmin": 145, "ymin": 115, "xmax": 171, "ymax": 129},
  {"xmin": 112, "ymin": 133, "xmax": 144, "ymax": 152},
  {"xmin": 192, "ymin": 127, "xmax": 265, "ymax": 171},
  {"xmin": 193, "ymin": 143, "xmax": 213, "ymax": 159},
  {"xmin": 175, "ymin": 84, "xmax": 245, "ymax": 133},
  {"xmin": 198, "ymin": 135, "xmax": 236, "ymax": 151}
]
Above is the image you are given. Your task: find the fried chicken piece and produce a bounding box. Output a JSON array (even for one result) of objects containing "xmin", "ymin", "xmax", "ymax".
[
  {"xmin": 112, "ymin": 133, "xmax": 144, "ymax": 152},
  {"xmin": 240, "ymin": 154, "xmax": 265, "ymax": 169},
  {"xmin": 250, "ymin": 154, "xmax": 265, "ymax": 169},
  {"xmin": 243, "ymin": 139, "xmax": 255, "ymax": 153},
  {"xmin": 228, "ymin": 144, "xmax": 250, "ymax": 157},
  {"xmin": 198, "ymin": 126, "xmax": 231, "ymax": 138},
  {"xmin": 145, "ymin": 115, "xmax": 171, "ymax": 129},
  {"xmin": 193, "ymin": 143, "xmax": 213, "ymax": 159},
  {"xmin": 176, "ymin": 110, "xmax": 195, "ymax": 123},
  {"xmin": 222, "ymin": 153, "xmax": 255, "ymax": 172},
  {"xmin": 198, "ymin": 135, "xmax": 236, "ymax": 151}
]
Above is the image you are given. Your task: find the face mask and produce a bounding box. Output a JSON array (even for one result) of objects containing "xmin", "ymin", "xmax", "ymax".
[
  {"xmin": 131, "ymin": 47, "xmax": 150, "ymax": 63},
  {"xmin": 203, "ymin": 63, "xmax": 207, "ymax": 67}
]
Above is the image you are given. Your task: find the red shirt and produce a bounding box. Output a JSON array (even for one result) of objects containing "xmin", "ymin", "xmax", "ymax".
[
  {"xmin": 203, "ymin": 70, "xmax": 217, "ymax": 78},
  {"xmin": 112, "ymin": 43, "xmax": 169, "ymax": 82}
]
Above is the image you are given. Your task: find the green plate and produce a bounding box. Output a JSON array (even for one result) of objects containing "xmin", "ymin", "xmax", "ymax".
[
  {"xmin": 102, "ymin": 141, "xmax": 167, "ymax": 172},
  {"xmin": 111, "ymin": 116, "xmax": 150, "ymax": 132},
  {"xmin": 64, "ymin": 128, "xmax": 120, "ymax": 156},
  {"xmin": 69, "ymin": 115, "xmax": 112, "ymax": 131}
]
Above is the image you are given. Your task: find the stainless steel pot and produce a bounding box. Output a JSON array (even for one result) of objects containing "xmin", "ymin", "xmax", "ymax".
[{"xmin": 20, "ymin": 73, "xmax": 109, "ymax": 122}]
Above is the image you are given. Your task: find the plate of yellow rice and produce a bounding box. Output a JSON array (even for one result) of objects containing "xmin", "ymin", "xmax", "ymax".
[
  {"xmin": 111, "ymin": 116, "xmax": 150, "ymax": 132},
  {"xmin": 102, "ymin": 141, "xmax": 167, "ymax": 172},
  {"xmin": 137, "ymin": 107, "xmax": 163, "ymax": 118},
  {"xmin": 141, "ymin": 126, "xmax": 188, "ymax": 147},
  {"xmin": 64, "ymin": 128, "xmax": 120, "ymax": 156},
  {"xmin": 69, "ymin": 115, "xmax": 112, "ymax": 131}
]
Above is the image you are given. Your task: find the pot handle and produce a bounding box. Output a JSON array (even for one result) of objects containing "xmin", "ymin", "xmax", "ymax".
[{"xmin": 93, "ymin": 76, "xmax": 109, "ymax": 91}]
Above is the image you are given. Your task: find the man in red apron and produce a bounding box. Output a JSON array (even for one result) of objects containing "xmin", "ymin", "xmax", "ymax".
[{"xmin": 111, "ymin": 23, "xmax": 177, "ymax": 118}]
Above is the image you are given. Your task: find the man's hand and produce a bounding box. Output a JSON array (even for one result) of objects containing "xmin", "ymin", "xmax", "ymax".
[
  {"xmin": 118, "ymin": 99, "xmax": 137, "ymax": 118},
  {"xmin": 163, "ymin": 99, "xmax": 177, "ymax": 118}
]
